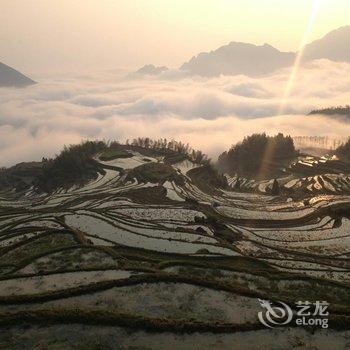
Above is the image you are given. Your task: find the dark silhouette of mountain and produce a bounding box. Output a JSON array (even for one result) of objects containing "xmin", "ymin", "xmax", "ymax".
[
  {"xmin": 135, "ymin": 64, "xmax": 169, "ymax": 76},
  {"xmin": 180, "ymin": 42, "xmax": 295, "ymax": 77},
  {"xmin": 0, "ymin": 62, "xmax": 35, "ymax": 87},
  {"xmin": 302, "ymin": 26, "xmax": 350, "ymax": 62}
]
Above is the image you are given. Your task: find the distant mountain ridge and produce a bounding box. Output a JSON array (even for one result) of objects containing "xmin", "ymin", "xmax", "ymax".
[
  {"xmin": 0, "ymin": 62, "xmax": 35, "ymax": 87},
  {"xmin": 181, "ymin": 26, "xmax": 350, "ymax": 77},
  {"xmin": 134, "ymin": 64, "xmax": 169, "ymax": 76},
  {"xmin": 136, "ymin": 26, "xmax": 350, "ymax": 77},
  {"xmin": 180, "ymin": 42, "xmax": 295, "ymax": 77}
]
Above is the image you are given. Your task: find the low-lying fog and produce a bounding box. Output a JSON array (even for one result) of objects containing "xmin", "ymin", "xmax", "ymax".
[{"xmin": 1, "ymin": 59, "xmax": 350, "ymax": 166}]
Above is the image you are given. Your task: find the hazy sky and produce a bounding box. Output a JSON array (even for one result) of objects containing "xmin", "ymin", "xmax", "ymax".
[{"xmin": 1, "ymin": 0, "xmax": 350, "ymax": 76}]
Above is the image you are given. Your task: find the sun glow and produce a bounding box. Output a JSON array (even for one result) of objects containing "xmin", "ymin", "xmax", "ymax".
[{"xmin": 278, "ymin": 0, "xmax": 321, "ymax": 115}]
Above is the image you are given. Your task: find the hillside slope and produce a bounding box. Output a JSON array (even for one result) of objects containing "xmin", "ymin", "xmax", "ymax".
[{"xmin": 302, "ymin": 26, "xmax": 350, "ymax": 62}]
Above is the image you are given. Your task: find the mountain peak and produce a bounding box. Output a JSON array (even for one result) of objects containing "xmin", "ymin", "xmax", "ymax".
[
  {"xmin": 135, "ymin": 64, "xmax": 169, "ymax": 76},
  {"xmin": 180, "ymin": 41, "xmax": 294, "ymax": 77},
  {"xmin": 0, "ymin": 62, "xmax": 35, "ymax": 87}
]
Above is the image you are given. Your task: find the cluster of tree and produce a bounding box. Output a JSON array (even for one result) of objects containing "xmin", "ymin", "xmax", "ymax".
[
  {"xmin": 309, "ymin": 106, "xmax": 350, "ymax": 118},
  {"xmin": 217, "ymin": 133, "xmax": 297, "ymax": 177},
  {"xmin": 335, "ymin": 138, "xmax": 350, "ymax": 161},
  {"xmin": 37, "ymin": 140, "xmax": 107, "ymax": 192},
  {"xmin": 126, "ymin": 137, "xmax": 209, "ymax": 164}
]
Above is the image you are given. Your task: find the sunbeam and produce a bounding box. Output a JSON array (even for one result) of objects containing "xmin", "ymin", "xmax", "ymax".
[
  {"xmin": 278, "ymin": 0, "xmax": 321, "ymax": 115},
  {"xmin": 257, "ymin": 0, "xmax": 321, "ymax": 180}
]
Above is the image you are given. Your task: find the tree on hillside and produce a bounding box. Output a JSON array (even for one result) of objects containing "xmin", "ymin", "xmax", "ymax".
[
  {"xmin": 309, "ymin": 105, "xmax": 350, "ymax": 118},
  {"xmin": 37, "ymin": 140, "xmax": 107, "ymax": 192},
  {"xmin": 336, "ymin": 138, "xmax": 350, "ymax": 161},
  {"xmin": 130, "ymin": 137, "xmax": 209, "ymax": 164},
  {"xmin": 217, "ymin": 133, "xmax": 297, "ymax": 177}
]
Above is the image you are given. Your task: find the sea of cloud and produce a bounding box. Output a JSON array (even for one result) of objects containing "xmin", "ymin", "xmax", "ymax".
[{"xmin": 1, "ymin": 59, "xmax": 350, "ymax": 167}]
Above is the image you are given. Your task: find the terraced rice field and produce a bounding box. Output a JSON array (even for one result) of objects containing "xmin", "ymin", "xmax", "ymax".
[{"xmin": 1, "ymin": 150, "xmax": 350, "ymax": 348}]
